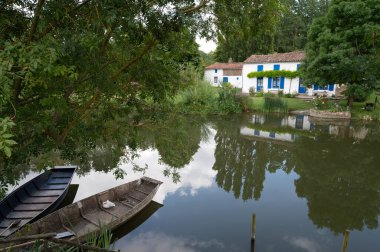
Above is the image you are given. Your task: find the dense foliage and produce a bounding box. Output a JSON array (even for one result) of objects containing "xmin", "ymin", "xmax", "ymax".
[
  {"xmin": 0, "ymin": 0, "xmax": 211, "ymax": 165},
  {"xmin": 214, "ymin": 0, "xmax": 330, "ymax": 61},
  {"xmin": 303, "ymin": 0, "xmax": 380, "ymax": 105},
  {"xmin": 214, "ymin": 0, "xmax": 283, "ymax": 62},
  {"xmin": 275, "ymin": 0, "xmax": 330, "ymax": 52}
]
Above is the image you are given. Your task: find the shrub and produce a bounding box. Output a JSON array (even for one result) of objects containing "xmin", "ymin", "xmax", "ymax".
[
  {"xmin": 278, "ymin": 90, "xmax": 284, "ymax": 97},
  {"xmin": 174, "ymin": 80, "xmax": 218, "ymax": 114},
  {"xmin": 284, "ymin": 93, "xmax": 292, "ymax": 98},
  {"xmin": 217, "ymin": 82, "xmax": 242, "ymax": 113},
  {"xmin": 256, "ymin": 90, "xmax": 264, "ymax": 97},
  {"xmin": 264, "ymin": 92, "xmax": 275, "ymax": 98},
  {"xmin": 249, "ymin": 87, "xmax": 256, "ymax": 97}
]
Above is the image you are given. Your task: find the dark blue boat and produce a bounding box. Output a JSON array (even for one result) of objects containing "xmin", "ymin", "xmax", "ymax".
[{"xmin": 0, "ymin": 166, "xmax": 76, "ymax": 238}]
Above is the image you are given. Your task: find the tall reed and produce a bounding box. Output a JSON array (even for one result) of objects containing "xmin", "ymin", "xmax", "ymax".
[{"xmin": 263, "ymin": 97, "xmax": 288, "ymax": 113}]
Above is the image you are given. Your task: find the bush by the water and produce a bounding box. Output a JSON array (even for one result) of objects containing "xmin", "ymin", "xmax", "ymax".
[
  {"xmin": 174, "ymin": 81, "xmax": 242, "ymax": 114},
  {"xmin": 174, "ymin": 80, "xmax": 218, "ymax": 113},
  {"xmin": 217, "ymin": 83, "xmax": 242, "ymax": 113}
]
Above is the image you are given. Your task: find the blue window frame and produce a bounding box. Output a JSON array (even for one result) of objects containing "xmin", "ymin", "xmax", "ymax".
[
  {"xmin": 257, "ymin": 77, "xmax": 263, "ymax": 91},
  {"xmin": 314, "ymin": 84, "xmax": 328, "ymax": 90},
  {"xmin": 257, "ymin": 65, "xmax": 263, "ymax": 72},
  {"xmin": 274, "ymin": 64, "xmax": 280, "ymax": 71},
  {"xmin": 273, "ymin": 77, "xmax": 280, "ymax": 88},
  {"xmin": 215, "ymin": 69, "xmax": 218, "ymax": 73}
]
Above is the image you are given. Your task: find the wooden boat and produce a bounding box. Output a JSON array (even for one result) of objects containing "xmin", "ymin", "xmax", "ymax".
[
  {"xmin": 13, "ymin": 176, "xmax": 162, "ymax": 242},
  {"xmin": 0, "ymin": 166, "xmax": 77, "ymax": 238}
]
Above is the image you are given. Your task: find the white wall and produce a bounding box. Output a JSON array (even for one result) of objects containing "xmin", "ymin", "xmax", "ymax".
[
  {"xmin": 204, "ymin": 69, "xmax": 242, "ymax": 89},
  {"xmin": 242, "ymin": 62, "xmax": 301, "ymax": 94},
  {"xmin": 204, "ymin": 69, "xmax": 224, "ymax": 87}
]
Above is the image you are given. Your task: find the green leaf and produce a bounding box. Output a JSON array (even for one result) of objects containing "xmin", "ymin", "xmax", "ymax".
[
  {"xmin": 1, "ymin": 133, "xmax": 13, "ymax": 139},
  {"xmin": 4, "ymin": 146, "xmax": 11, "ymax": 157},
  {"xmin": 4, "ymin": 139, "xmax": 17, "ymax": 145}
]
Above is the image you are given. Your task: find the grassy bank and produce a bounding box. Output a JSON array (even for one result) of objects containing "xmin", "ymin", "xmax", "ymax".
[{"xmin": 242, "ymin": 96, "xmax": 315, "ymax": 112}]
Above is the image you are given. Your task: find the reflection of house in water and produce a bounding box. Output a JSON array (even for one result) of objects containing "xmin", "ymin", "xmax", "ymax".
[
  {"xmin": 247, "ymin": 114, "xmax": 369, "ymax": 140},
  {"xmin": 240, "ymin": 127, "xmax": 296, "ymax": 143}
]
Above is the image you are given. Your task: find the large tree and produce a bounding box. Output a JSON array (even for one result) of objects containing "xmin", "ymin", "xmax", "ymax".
[
  {"xmin": 0, "ymin": 0, "xmax": 210, "ymax": 161},
  {"xmin": 275, "ymin": 0, "xmax": 330, "ymax": 52},
  {"xmin": 214, "ymin": 0, "xmax": 283, "ymax": 62},
  {"xmin": 303, "ymin": 0, "xmax": 380, "ymax": 105}
]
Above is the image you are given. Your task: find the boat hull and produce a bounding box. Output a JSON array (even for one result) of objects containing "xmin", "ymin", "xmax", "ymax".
[
  {"xmin": 0, "ymin": 166, "xmax": 76, "ymax": 238},
  {"xmin": 12, "ymin": 176, "xmax": 162, "ymax": 243}
]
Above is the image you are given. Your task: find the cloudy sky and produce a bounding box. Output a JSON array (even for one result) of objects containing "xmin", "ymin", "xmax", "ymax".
[{"xmin": 196, "ymin": 37, "xmax": 216, "ymax": 53}]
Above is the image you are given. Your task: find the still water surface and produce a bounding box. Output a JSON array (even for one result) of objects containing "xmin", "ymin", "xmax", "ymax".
[{"xmin": 8, "ymin": 114, "xmax": 380, "ymax": 251}]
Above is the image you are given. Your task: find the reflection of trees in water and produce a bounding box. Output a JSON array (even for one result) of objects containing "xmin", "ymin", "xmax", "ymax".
[
  {"xmin": 293, "ymin": 134, "xmax": 380, "ymax": 234},
  {"xmin": 0, "ymin": 115, "xmax": 208, "ymax": 194},
  {"xmin": 212, "ymin": 116, "xmax": 294, "ymax": 201},
  {"xmin": 150, "ymin": 116, "xmax": 208, "ymax": 182}
]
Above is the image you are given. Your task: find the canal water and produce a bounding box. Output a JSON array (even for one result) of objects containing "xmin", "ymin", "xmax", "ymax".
[{"xmin": 6, "ymin": 114, "xmax": 380, "ymax": 251}]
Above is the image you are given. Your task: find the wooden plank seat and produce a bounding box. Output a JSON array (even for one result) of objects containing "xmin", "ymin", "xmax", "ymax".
[
  {"xmin": 6, "ymin": 211, "xmax": 40, "ymax": 219},
  {"xmin": 14, "ymin": 203, "xmax": 51, "ymax": 211},
  {"xmin": 21, "ymin": 196, "xmax": 58, "ymax": 204}
]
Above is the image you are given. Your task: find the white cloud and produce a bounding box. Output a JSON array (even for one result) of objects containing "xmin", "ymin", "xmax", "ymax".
[
  {"xmin": 283, "ymin": 235, "xmax": 321, "ymax": 252},
  {"xmin": 114, "ymin": 231, "xmax": 225, "ymax": 252}
]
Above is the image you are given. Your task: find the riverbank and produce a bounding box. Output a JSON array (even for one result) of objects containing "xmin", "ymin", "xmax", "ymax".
[{"xmin": 241, "ymin": 94, "xmax": 380, "ymax": 121}]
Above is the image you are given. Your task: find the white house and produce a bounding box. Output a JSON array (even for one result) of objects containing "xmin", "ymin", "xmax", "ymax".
[
  {"xmin": 242, "ymin": 51, "xmax": 337, "ymax": 96},
  {"xmin": 204, "ymin": 62, "xmax": 243, "ymax": 89}
]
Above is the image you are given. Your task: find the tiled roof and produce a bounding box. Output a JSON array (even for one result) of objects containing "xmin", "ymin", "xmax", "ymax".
[
  {"xmin": 244, "ymin": 51, "xmax": 305, "ymax": 63},
  {"xmin": 205, "ymin": 62, "xmax": 243, "ymax": 70}
]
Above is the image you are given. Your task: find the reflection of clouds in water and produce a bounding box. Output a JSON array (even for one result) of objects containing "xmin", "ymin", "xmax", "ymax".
[
  {"xmin": 120, "ymin": 132, "xmax": 217, "ymax": 203},
  {"xmin": 115, "ymin": 231, "xmax": 225, "ymax": 252},
  {"xmin": 72, "ymin": 130, "xmax": 217, "ymax": 203},
  {"xmin": 283, "ymin": 235, "xmax": 321, "ymax": 252}
]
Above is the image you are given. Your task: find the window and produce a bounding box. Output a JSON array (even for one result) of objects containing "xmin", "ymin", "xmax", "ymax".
[
  {"xmin": 297, "ymin": 64, "xmax": 301, "ymax": 70},
  {"xmin": 215, "ymin": 69, "xmax": 218, "ymax": 73},
  {"xmin": 237, "ymin": 77, "xmax": 239, "ymax": 80},
  {"xmin": 274, "ymin": 64, "xmax": 280, "ymax": 71},
  {"xmin": 273, "ymin": 77, "xmax": 280, "ymax": 88},
  {"xmin": 257, "ymin": 77, "xmax": 263, "ymax": 87},
  {"xmin": 257, "ymin": 65, "xmax": 263, "ymax": 72},
  {"xmin": 214, "ymin": 77, "xmax": 218, "ymax": 83}
]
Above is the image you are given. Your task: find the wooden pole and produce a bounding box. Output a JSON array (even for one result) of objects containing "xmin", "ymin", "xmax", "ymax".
[
  {"xmin": 251, "ymin": 213, "xmax": 256, "ymax": 252},
  {"xmin": 251, "ymin": 213, "xmax": 256, "ymax": 240},
  {"xmin": 341, "ymin": 230, "xmax": 350, "ymax": 252}
]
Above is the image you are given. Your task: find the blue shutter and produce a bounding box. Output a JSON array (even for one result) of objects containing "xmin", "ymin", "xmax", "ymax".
[
  {"xmin": 280, "ymin": 77, "xmax": 285, "ymax": 89},
  {"xmin": 257, "ymin": 65, "xmax": 263, "ymax": 72},
  {"xmin": 268, "ymin": 77, "xmax": 272, "ymax": 89},
  {"xmin": 297, "ymin": 64, "xmax": 301, "ymax": 70},
  {"xmin": 274, "ymin": 64, "xmax": 280, "ymax": 71},
  {"xmin": 328, "ymin": 84, "xmax": 334, "ymax": 91}
]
